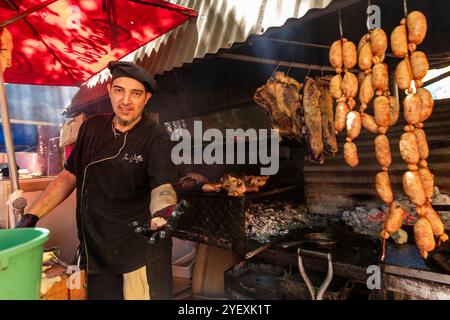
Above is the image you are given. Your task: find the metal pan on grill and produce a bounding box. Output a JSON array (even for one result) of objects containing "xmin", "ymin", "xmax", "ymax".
[{"xmin": 279, "ymin": 232, "xmax": 340, "ymax": 250}]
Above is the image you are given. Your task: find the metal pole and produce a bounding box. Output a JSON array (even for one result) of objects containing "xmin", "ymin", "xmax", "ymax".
[
  {"xmin": 218, "ymin": 52, "xmax": 359, "ymax": 73},
  {"xmin": 0, "ymin": 73, "xmax": 19, "ymax": 192},
  {"xmin": 0, "ymin": 70, "xmax": 27, "ymax": 225},
  {"xmin": 0, "ymin": 0, "xmax": 58, "ymax": 28}
]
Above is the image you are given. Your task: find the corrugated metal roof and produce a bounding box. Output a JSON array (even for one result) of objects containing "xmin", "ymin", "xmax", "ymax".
[{"xmin": 66, "ymin": 0, "xmax": 332, "ymax": 113}]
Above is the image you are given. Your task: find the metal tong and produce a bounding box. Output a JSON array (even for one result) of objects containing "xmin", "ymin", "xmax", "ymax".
[
  {"xmin": 297, "ymin": 248, "xmax": 334, "ymax": 300},
  {"xmin": 280, "ymin": 232, "xmax": 339, "ymax": 250},
  {"xmin": 131, "ymin": 199, "xmax": 189, "ymax": 244}
]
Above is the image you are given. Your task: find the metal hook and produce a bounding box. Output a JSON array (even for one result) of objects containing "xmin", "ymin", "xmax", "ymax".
[
  {"xmin": 286, "ymin": 62, "xmax": 292, "ymax": 76},
  {"xmin": 306, "ymin": 64, "xmax": 312, "ymax": 78},
  {"xmin": 338, "ymin": 9, "xmax": 343, "ymax": 40},
  {"xmin": 321, "ymin": 65, "xmax": 324, "ymax": 77},
  {"xmin": 271, "ymin": 61, "xmax": 281, "ymax": 78},
  {"xmin": 403, "ymin": 0, "xmax": 408, "ymax": 18}
]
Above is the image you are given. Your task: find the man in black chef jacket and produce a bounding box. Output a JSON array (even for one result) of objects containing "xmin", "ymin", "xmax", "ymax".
[{"xmin": 16, "ymin": 61, "xmax": 178, "ymax": 300}]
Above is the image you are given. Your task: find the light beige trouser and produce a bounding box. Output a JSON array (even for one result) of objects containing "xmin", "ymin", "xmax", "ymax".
[{"xmin": 123, "ymin": 266, "xmax": 151, "ymax": 300}]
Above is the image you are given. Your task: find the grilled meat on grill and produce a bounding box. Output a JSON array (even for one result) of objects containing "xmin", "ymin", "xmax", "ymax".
[{"xmin": 202, "ymin": 183, "xmax": 222, "ymax": 193}]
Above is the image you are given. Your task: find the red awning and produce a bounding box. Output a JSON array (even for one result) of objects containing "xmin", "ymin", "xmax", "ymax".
[{"xmin": 0, "ymin": 0, "xmax": 197, "ymax": 86}]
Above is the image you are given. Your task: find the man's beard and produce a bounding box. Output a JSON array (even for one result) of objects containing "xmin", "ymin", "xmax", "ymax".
[{"xmin": 116, "ymin": 114, "xmax": 141, "ymax": 127}]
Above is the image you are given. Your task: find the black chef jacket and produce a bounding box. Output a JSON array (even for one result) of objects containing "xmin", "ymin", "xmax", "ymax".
[{"xmin": 65, "ymin": 113, "xmax": 176, "ymax": 274}]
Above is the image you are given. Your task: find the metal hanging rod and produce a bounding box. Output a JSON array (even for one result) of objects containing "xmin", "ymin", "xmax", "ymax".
[
  {"xmin": 262, "ymin": 38, "xmax": 330, "ymax": 49},
  {"xmin": 257, "ymin": 37, "xmax": 395, "ymax": 58},
  {"xmin": 218, "ymin": 53, "xmax": 356, "ymax": 73}
]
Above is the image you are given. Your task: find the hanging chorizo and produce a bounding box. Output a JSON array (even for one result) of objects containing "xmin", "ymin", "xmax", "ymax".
[
  {"xmin": 370, "ymin": 28, "xmax": 388, "ymax": 62},
  {"xmin": 410, "ymin": 51, "xmax": 429, "ymax": 81},
  {"xmin": 359, "ymin": 73, "xmax": 374, "ymax": 104},
  {"xmin": 413, "ymin": 128, "xmax": 429, "ymax": 160},
  {"xmin": 343, "ymin": 39, "xmax": 357, "ymax": 69},
  {"xmin": 403, "ymin": 93, "xmax": 422, "ymax": 125},
  {"xmin": 372, "ymin": 63, "xmax": 388, "ymax": 94},
  {"xmin": 390, "ymin": 24, "xmax": 408, "ymax": 57},
  {"xmin": 388, "ymin": 96, "xmax": 400, "ymax": 126},
  {"xmin": 374, "ymin": 96, "xmax": 391, "ymax": 127},
  {"xmin": 358, "ymin": 41, "xmax": 373, "ymax": 71},
  {"xmin": 375, "ymin": 171, "xmax": 394, "ymax": 204},
  {"xmin": 422, "ymin": 204, "xmax": 449, "ymax": 243},
  {"xmin": 399, "ymin": 132, "xmax": 420, "ymax": 165},
  {"xmin": 334, "ymin": 102, "xmax": 348, "ymax": 133},
  {"xmin": 375, "ymin": 134, "xmax": 392, "ymax": 169},
  {"xmin": 361, "ymin": 113, "xmax": 379, "ymax": 134},
  {"xmin": 346, "ymin": 111, "xmax": 361, "ymax": 140},
  {"xmin": 418, "ymin": 167, "xmax": 434, "ymax": 201},
  {"xmin": 380, "ymin": 203, "xmax": 406, "ymax": 239},
  {"xmin": 341, "ymin": 72, "xmax": 358, "ymax": 99},
  {"xmin": 403, "ymin": 170, "xmax": 426, "ymax": 206},
  {"xmin": 395, "ymin": 58, "xmax": 413, "ymax": 91},
  {"xmin": 414, "ymin": 217, "xmax": 435, "ymax": 259},
  {"xmin": 344, "ymin": 141, "xmax": 359, "ymax": 167},
  {"xmin": 417, "ymin": 88, "xmax": 434, "ymax": 122},
  {"xmin": 407, "ymin": 11, "xmax": 427, "ymax": 45},
  {"xmin": 329, "ymin": 39, "xmax": 343, "ymax": 73},
  {"xmin": 330, "ymin": 74, "xmax": 343, "ymax": 99}
]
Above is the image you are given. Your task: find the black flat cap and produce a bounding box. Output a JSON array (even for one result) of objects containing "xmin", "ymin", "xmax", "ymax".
[{"xmin": 108, "ymin": 61, "xmax": 158, "ymax": 94}]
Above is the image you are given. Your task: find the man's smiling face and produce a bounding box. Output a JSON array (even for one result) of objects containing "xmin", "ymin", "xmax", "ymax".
[{"xmin": 108, "ymin": 76, "xmax": 151, "ymax": 130}]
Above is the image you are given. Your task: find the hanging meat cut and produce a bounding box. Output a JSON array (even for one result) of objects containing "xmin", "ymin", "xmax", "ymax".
[
  {"xmin": 254, "ymin": 72, "xmax": 303, "ymax": 142},
  {"xmin": 303, "ymin": 77, "xmax": 324, "ymax": 164}
]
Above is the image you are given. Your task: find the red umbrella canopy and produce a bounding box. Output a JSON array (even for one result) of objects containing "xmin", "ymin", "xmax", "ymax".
[{"xmin": 0, "ymin": 0, "xmax": 197, "ymax": 86}]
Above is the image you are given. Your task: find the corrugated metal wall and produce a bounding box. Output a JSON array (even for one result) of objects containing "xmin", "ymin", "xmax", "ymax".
[{"xmin": 304, "ymin": 98, "xmax": 450, "ymax": 216}]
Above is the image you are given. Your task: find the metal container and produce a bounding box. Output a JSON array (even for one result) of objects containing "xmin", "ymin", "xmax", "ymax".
[{"xmin": 224, "ymin": 260, "xmax": 354, "ymax": 300}]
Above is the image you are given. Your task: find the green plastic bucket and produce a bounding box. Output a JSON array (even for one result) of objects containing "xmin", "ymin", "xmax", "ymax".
[{"xmin": 0, "ymin": 228, "xmax": 49, "ymax": 300}]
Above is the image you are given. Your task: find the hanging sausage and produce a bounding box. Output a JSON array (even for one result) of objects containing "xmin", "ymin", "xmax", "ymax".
[{"xmin": 391, "ymin": 7, "xmax": 448, "ymax": 259}]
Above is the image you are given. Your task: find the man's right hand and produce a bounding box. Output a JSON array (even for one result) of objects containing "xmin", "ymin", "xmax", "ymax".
[{"xmin": 15, "ymin": 213, "xmax": 39, "ymax": 228}]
